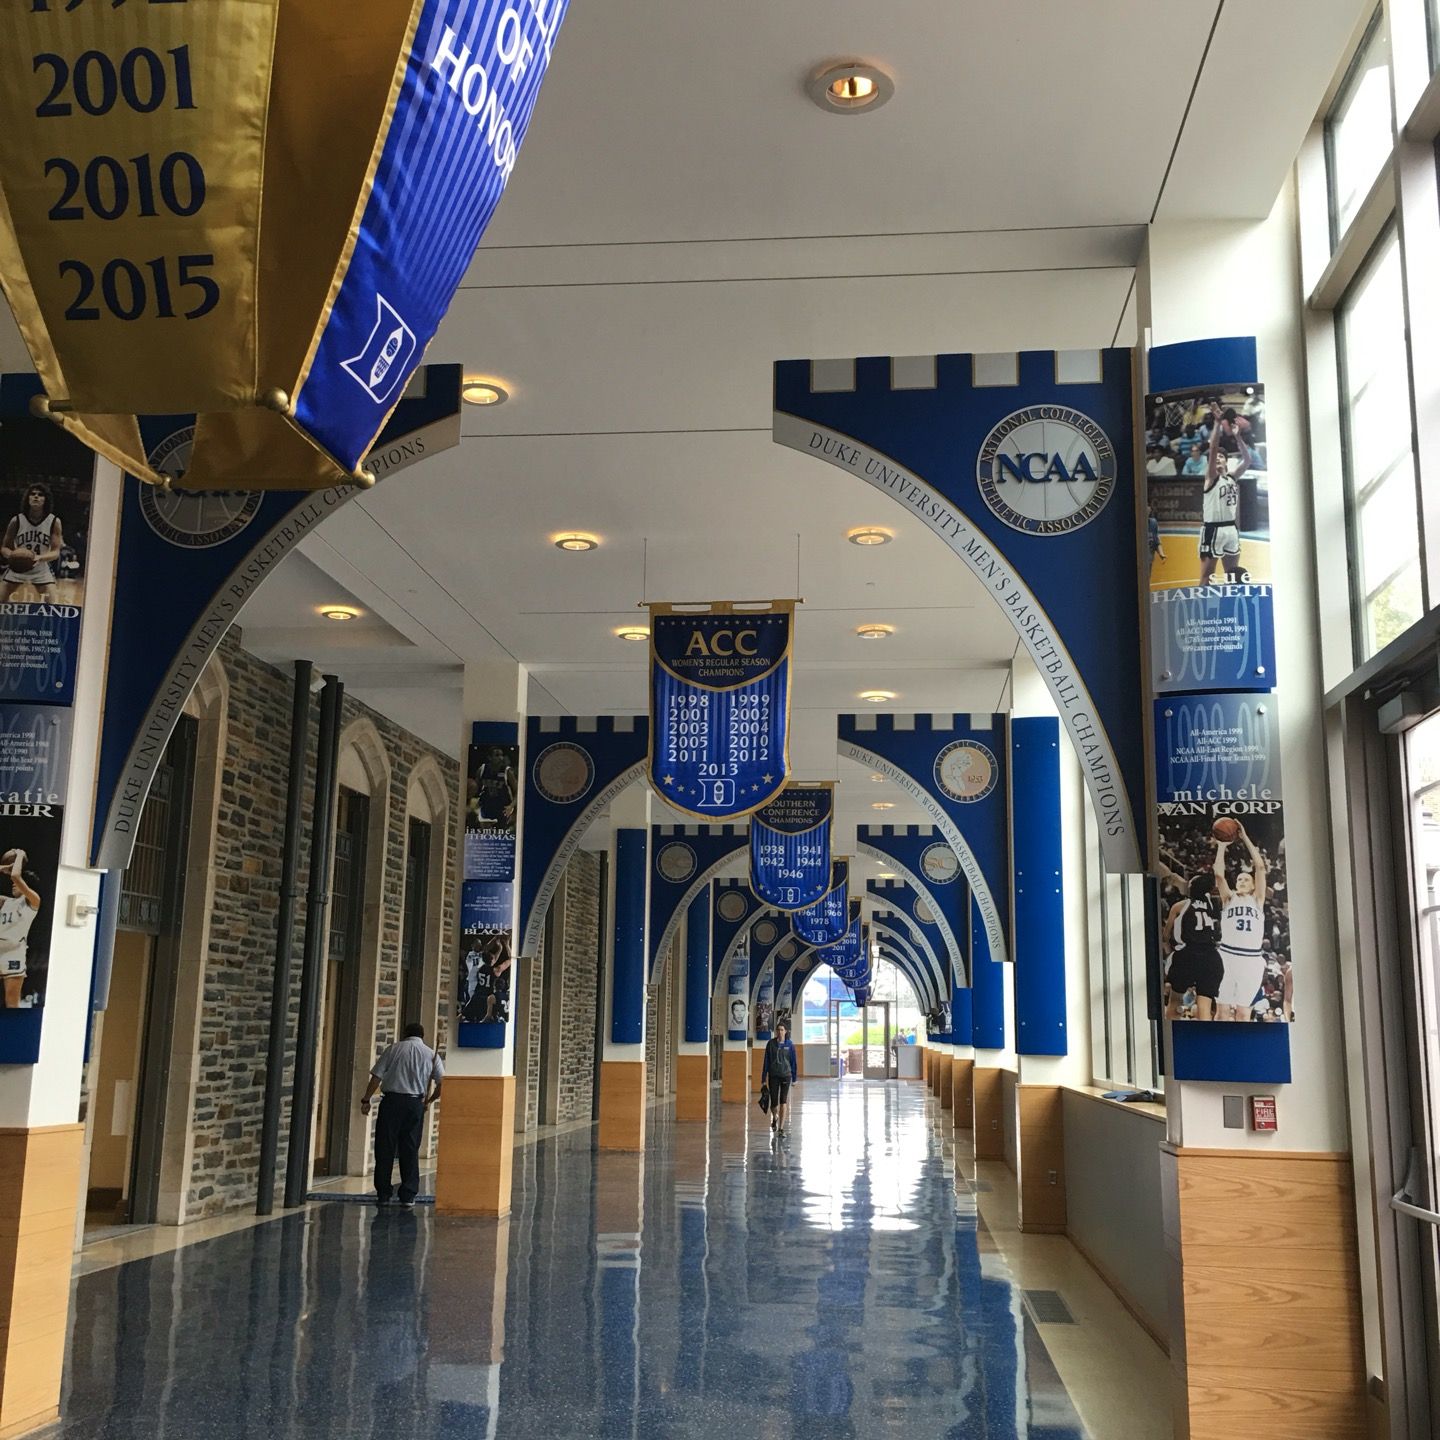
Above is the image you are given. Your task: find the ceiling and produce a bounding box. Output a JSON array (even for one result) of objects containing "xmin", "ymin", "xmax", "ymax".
[{"xmin": 0, "ymin": 0, "xmax": 1369, "ymax": 879}]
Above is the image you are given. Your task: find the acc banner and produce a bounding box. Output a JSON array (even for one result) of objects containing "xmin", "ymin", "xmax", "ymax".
[
  {"xmin": 0, "ymin": 409, "xmax": 94, "ymax": 707},
  {"xmin": 1146, "ymin": 339, "xmax": 1274, "ymax": 696},
  {"xmin": 749, "ymin": 782, "xmax": 833, "ymax": 910},
  {"xmin": 792, "ymin": 859, "xmax": 849, "ymax": 947},
  {"xmin": 89, "ymin": 367, "xmax": 462, "ymax": 868},
  {"xmin": 1154, "ymin": 693, "xmax": 1291, "ymax": 1025},
  {"xmin": 518, "ymin": 715, "xmax": 647, "ymax": 956},
  {"xmin": 648, "ymin": 825, "xmax": 747, "ymax": 980},
  {"xmin": 648, "ymin": 601, "xmax": 792, "ymax": 820},
  {"xmin": 839, "ymin": 713, "xmax": 1011, "ymax": 964},
  {"xmin": 775, "ymin": 351, "xmax": 1146, "ymax": 873},
  {"xmin": 857, "ymin": 825, "xmax": 968, "ymax": 983}
]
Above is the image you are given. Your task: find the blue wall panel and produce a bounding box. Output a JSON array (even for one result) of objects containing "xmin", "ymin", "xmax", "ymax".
[
  {"xmin": 1011, "ymin": 717, "xmax": 1067, "ymax": 1057},
  {"xmin": 970, "ymin": 896, "xmax": 1006, "ymax": 1050},
  {"xmin": 684, "ymin": 887, "xmax": 711, "ymax": 1044},
  {"xmin": 610, "ymin": 828, "xmax": 647, "ymax": 1045}
]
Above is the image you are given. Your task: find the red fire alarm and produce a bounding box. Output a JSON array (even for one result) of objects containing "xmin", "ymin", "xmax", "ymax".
[{"xmin": 1251, "ymin": 1095, "xmax": 1278, "ymax": 1132}]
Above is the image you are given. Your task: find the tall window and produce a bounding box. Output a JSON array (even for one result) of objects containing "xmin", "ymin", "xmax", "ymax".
[
  {"xmin": 1085, "ymin": 795, "xmax": 1161, "ymax": 1091},
  {"xmin": 1326, "ymin": 11, "xmax": 1394, "ymax": 242},
  {"xmin": 1338, "ymin": 229, "xmax": 1423, "ymax": 656}
]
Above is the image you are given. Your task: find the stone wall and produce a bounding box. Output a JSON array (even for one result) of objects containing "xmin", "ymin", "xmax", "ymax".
[
  {"xmin": 184, "ymin": 632, "xmax": 459, "ymax": 1219},
  {"xmin": 555, "ymin": 849, "xmax": 601, "ymax": 1124}
]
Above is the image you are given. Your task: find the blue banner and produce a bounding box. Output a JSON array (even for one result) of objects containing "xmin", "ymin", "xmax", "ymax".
[
  {"xmin": 517, "ymin": 715, "xmax": 647, "ymax": 956},
  {"xmin": 648, "ymin": 601, "xmax": 792, "ymax": 820},
  {"xmin": 90, "ymin": 367, "xmax": 462, "ymax": 868},
  {"xmin": 711, "ymin": 879, "xmax": 759, "ymax": 990},
  {"xmin": 868, "ymin": 874, "xmax": 965, "ymax": 990},
  {"xmin": 775, "ymin": 350, "xmax": 1146, "ymax": 873},
  {"xmin": 293, "ymin": 0, "xmax": 568, "ymax": 472},
  {"xmin": 856, "ymin": 827, "xmax": 969, "ymax": 984},
  {"xmin": 748, "ymin": 783, "xmax": 832, "ymax": 910},
  {"xmin": 792, "ymin": 859, "xmax": 849, "ymax": 947},
  {"xmin": 746, "ymin": 911, "xmax": 801, "ymax": 998},
  {"xmin": 648, "ymin": 825, "xmax": 748, "ymax": 980},
  {"xmin": 817, "ymin": 902, "xmax": 867, "ymax": 990},
  {"xmin": 869, "ymin": 891, "xmax": 946, "ymax": 1003},
  {"xmin": 839, "ymin": 714, "xmax": 1011, "ymax": 964}
]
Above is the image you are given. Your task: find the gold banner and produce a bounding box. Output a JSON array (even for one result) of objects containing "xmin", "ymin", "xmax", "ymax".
[{"xmin": 0, "ymin": 0, "xmax": 279, "ymax": 414}]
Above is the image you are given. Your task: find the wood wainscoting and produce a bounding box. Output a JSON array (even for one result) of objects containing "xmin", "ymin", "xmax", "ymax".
[
  {"xmin": 972, "ymin": 1066, "xmax": 1006, "ymax": 1160},
  {"xmin": 952, "ymin": 1058, "xmax": 974, "ymax": 1131},
  {"xmin": 1163, "ymin": 1145, "xmax": 1367, "ymax": 1440},
  {"xmin": 435, "ymin": 1076, "xmax": 516, "ymax": 1217},
  {"xmin": 598, "ymin": 1060, "xmax": 647, "ymax": 1151},
  {"xmin": 1015, "ymin": 1084, "xmax": 1066, "ymax": 1233}
]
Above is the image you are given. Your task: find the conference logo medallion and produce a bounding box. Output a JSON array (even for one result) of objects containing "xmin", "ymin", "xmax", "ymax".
[
  {"xmin": 716, "ymin": 889, "xmax": 750, "ymax": 923},
  {"xmin": 140, "ymin": 427, "xmax": 263, "ymax": 548},
  {"xmin": 533, "ymin": 743, "xmax": 595, "ymax": 806},
  {"xmin": 934, "ymin": 741, "xmax": 998, "ymax": 804},
  {"xmin": 657, "ymin": 842, "xmax": 697, "ymax": 884},
  {"xmin": 753, "ymin": 918, "xmax": 779, "ymax": 946},
  {"xmin": 977, "ymin": 405, "xmax": 1116, "ymax": 535},
  {"xmin": 920, "ymin": 842, "xmax": 961, "ymax": 885}
]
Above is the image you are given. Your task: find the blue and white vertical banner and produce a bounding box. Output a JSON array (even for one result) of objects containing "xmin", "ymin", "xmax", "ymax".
[
  {"xmin": 857, "ymin": 828, "xmax": 968, "ymax": 985},
  {"xmin": 869, "ymin": 887, "xmax": 947, "ymax": 1000},
  {"xmin": 725, "ymin": 955, "xmax": 749, "ymax": 1042},
  {"xmin": 458, "ymin": 721, "xmax": 518, "ymax": 1045},
  {"xmin": 647, "ymin": 825, "xmax": 748, "ymax": 981},
  {"xmin": 517, "ymin": 715, "xmax": 647, "ymax": 956},
  {"xmin": 711, "ymin": 879, "xmax": 758, "ymax": 990},
  {"xmin": 748, "ymin": 781, "xmax": 833, "ymax": 910},
  {"xmin": 839, "ymin": 714, "xmax": 1011, "ymax": 963},
  {"xmin": 871, "ymin": 914, "xmax": 941, "ymax": 1010},
  {"xmin": 775, "ymin": 350, "xmax": 1146, "ymax": 873},
  {"xmin": 792, "ymin": 859, "xmax": 849, "ymax": 947},
  {"xmin": 746, "ymin": 911, "xmax": 800, "ymax": 997},
  {"xmin": 292, "ymin": 0, "xmax": 568, "ymax": 472},
  {"xmin": 1154, "ymin": 693, "xmax": 1291, "ymax": 1026},
  {"xmin": 1146, "ymin": 339, "xmax": 1274, "ymax": 695},
  {"xmin": 647, "ymin": 601, "xmax": 792, "ymax": 820},
  {"xmin": 817, "ymin": 901, "xmax": 866, "ymax": 989}
]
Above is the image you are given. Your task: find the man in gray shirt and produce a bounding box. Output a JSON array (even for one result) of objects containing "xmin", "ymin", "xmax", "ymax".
[{"xmin": 359, "ymin": 1023, "xmax": 444, "ymax": 1208}]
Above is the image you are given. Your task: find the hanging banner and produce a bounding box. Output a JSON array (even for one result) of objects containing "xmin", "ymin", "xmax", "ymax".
[
  {"xmin": 1146, "ymin": 359, "xmax": 1274, "ymax": 695},
  {"xmin": 857, "ymin": 828, "xmax": 967, "ymax": 984},
  {"xmin": 457, "ymin": 720, "xmax": 518, "ymax": 1045},
  {"xmin": 0, "ymin": 413, "xmax": 94, "ymax": 708},
  {"xmin": 817, "ymin": 901, "xmax": 865, "ymax": 982},
  {"xmin": 0, "ymin": 1, "xmax": 568, "ymax": 490},
  {"xmin": 88, "ymin": 366, "xmax": 462, "ymax": 868},
  {"xmin": 838, "ymin": 713, "xmax": 1011, "ymax": 963},
  {"xmin": 648, "ymin": 600, "xmax": 792, "ymax": 820},
  {"xmin": 1154, "ymin": 693, "xmax": 1291, "ymax": 1025},
  {"xmin": 748, "ymin": 781, "xmax": 833, "ymax": 910},
  {"xmin": 793, "ymin": 858, "xmax": 849, "ymax": 947},
  {"xmin": 776, "ymin": 349, "xmax": 1146, "ymax": 873},
  {"xmin": 648, "ymin": 824, "xmax": 748, "ymax": 980},
  {"xmin": 0, "ymin": 703, "xmax": 71, "ymax": 1063}
]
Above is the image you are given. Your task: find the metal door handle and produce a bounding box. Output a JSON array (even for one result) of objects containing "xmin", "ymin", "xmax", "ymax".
[{"xmin": 1392, "ymin": 1148, "xmax": 1440, "ymax": 1228}]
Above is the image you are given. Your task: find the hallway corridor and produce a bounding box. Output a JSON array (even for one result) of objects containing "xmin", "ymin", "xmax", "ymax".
[{"xmin": 53, "ymin": 1083, "xmax": 1154, "ymax": 1439}]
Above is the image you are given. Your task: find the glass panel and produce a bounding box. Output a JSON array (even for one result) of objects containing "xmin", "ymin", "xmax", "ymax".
[
  {"xmin": 1340, "ymin": 233, "xmax": 1421, "ymax": 658},
  {"xmin": 1327, "ymin": 14, "xmax": 1393, "ymax": 240}
]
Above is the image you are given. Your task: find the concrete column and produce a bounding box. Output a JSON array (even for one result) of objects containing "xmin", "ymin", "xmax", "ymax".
[
  {"xmin": 436, "ymin": 662, "xmax": 528, "ymax": 1218},
  {"xmin": 599, "ymin": 787, "xmax": 650, "ymax": 1150},
  {"xmin": 675, "ymin": 889, "xmax": 711, "ymax": 1122}
]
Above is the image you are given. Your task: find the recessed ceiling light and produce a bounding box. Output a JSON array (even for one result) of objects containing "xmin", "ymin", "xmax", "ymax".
[
  {"xmin": 462, "ymin": 378, "xmax": 508, "ymax": 406},
  {"xmin": 808, "ymin": 61, "xmax": 895, "ymax": 116},
  {"xmin": 553, "ymin": 532, "xmax": 599, "ymax": 552},
  {"xmin": 859, "ymin": 690, "xmax": 896, "ymax": 703},
  {"xmin": 847, "ymin": 527, "xmax": 892, "ymax": 547},
  {"xmin": 320, "ymin": 605, "xmax": 361, "ymax": 622},
  {"xmin": 871, "ymin": 801, "xmax": 896, "ymax": 811},
  {"xmin": 615, "ymin": 625, "xmax": 649, "ymax": 642},
  {"xmin": 855, "ymin": 623, "xmax": 894, "ymax": 640}
]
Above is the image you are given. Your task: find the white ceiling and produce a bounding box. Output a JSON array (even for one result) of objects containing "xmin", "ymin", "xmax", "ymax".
[{"xmin": 0, "ymin": 0, "xmax": 1370, "ymax": 871}]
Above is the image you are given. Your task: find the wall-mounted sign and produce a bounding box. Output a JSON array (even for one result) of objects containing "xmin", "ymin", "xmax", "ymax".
[
  {"xmin": 0, "ymin": 0, "xmax": 567, "ymax": 490},
  {"xmin": 749, "ymin": 782, "xmax": 832, "ymax": 910},
  {"xmin": 648, "ymin": 600, "xmax": 792, "ymax": 820}
]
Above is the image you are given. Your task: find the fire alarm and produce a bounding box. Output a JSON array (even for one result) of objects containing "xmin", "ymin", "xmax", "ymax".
[{"xmin": 1250, "ymin": 1095, "xmax": 1278, "ymax": 1132}]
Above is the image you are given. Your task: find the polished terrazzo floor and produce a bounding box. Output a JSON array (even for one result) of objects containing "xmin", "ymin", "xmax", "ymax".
[{"xmin": 53, "ymin": 1081, "xmax": 1097, "ymax": 1439}]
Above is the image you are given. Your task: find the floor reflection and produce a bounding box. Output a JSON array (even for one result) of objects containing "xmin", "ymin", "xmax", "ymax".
[{"xmin": 56, "ymin": 1082, "xmax": 1086, "ymax": 1438}]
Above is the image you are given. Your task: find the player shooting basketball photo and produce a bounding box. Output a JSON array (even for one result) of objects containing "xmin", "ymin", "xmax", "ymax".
[
  {"xmin": 0, "ymin": 812, "xmax": 62, "ymax": 1013},
  {"xmin": 1155, "ymin": 694, "xmax": 1292, "ymax": 1024}
]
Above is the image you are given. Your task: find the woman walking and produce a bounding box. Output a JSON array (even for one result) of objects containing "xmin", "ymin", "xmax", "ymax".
[{"xmin": 761, "ymin": 1020, "xmax": 799, "ymax": 1138}]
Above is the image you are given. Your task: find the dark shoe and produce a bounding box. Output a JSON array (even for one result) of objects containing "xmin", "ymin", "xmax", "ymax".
[
  {"xmin": 397, "ymin": 1199, "xmax": 415, "ymax": 1210},
  {"xmin": 376, "ymin": 1195, "xmax": 392, "ymax": 1207}
]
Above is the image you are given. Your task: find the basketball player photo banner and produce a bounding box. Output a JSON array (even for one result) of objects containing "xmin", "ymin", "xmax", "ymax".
[
  {"xmin": 89, "ymin": 366, "xmax": 462, "ymax": 869},
  {"xmin": 839, "ymin": 714, "xmax": 1011, "ymax": 964},
  {"xmin": 648, "ymin": 601, "xmax": 792, "ymax": 820},
  {"xmin": 857, "ymin": 828, "xmax": 968, "ymax": 984},
  {"xmin": 725, "ymin": 956, "xmax": 749, "ymax": 1042},
  {"xmin": 0, "ymin": 408, "xmax": 95, "ymax": 707},
  {"xmin": 792, "ymin": 859, "xmax": 850, "ymax": 948},
  {"xmin": 775, "ymin": 351, "xmax": 1146, "ymax": 874},
  {"xmin": 0, "ymin": 704, "xmax": 71, "ymax": 1062},
  {"xmin": 648, "ymin": 825, "xmax": 748, "ymax": 981},
  {"xmin": 1154, "ymin": 693, "xmax": 1292, "ymax": 1027},
  {"xmin": 517, "ymin": 715, "xmax": 647, "ymax": 958},
  {"xmin": 457, "ymin": 722, "xmax": 519, "ymax": 1048},
  {"xmin": 0, "ymin": 0, "xmax": 567, "ymax": 491},
  {"xmin": 1145, "ymin": 339, "xmax": 1275, "ymax": 695},
  {"xmin": 748, "ymin": 782, "xmax": 833, "ymax": 910}
]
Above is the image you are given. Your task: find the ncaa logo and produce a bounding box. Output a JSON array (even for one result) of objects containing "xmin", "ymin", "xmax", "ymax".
[
  {"xmin": 977, "ymin": 405, "xmax": 1116, "ymax": 535},
  {"xmin": 340, "ymin": 294, "xmax": 417, "ymax": 406},
  {"xmin": 141, "ymin": 427, "xmax": 263, "ymax": 548}
]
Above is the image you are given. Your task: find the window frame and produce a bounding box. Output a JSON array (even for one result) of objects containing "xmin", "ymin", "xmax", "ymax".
[{"xmin": 1325, "ymin": 7, "xmax": 1393, "ymax": 251}]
